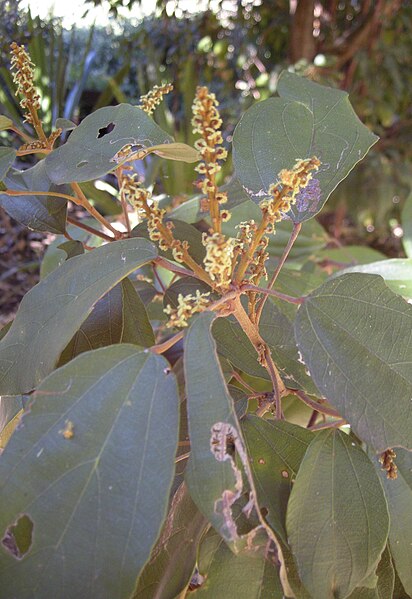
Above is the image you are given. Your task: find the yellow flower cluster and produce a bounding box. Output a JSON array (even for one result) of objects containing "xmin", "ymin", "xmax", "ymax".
[
  {"xmin": 164, "ymin": 290, "xmax": 211, "ymax": 328},
  {"xmin": 121, "ymin": 173, "xmax": 150, "ymax": 214},
  {"xmin": 260, "ymin": 156, "xmax": 321, "ymax": 232},
  {"xmin": 202, "ymin": 232, "xmax": 235, "ymax": 289},
  {"xmin": 192, "ymin": 86, "xmax": 228, "ymax": 220},
  {"xmin": 139, "ymin": 83, "xmax": 173, "ymax": 115},
  {"xmin": 10, "ymin": 42, "xmax": 41, "ymax": 125}
]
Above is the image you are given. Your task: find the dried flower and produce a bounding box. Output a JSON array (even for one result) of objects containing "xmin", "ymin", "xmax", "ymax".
[
  {"xmin": 139, "ymin": 83, "xmax": 173, "ymax": 115},
  {"xmin": 164, "ymin": 290, "xmax": 211, "ymax": 328},
  {"xmin": 379, "ymin": 449, "xmax": 398, "ymax": 480},
  {"xmin": 202, "ymin": 232, "xmax": 235, "ymax": 289},
  {"xmin": 10, "ymin": 42, "xmax": 40, "ymax": 126}
]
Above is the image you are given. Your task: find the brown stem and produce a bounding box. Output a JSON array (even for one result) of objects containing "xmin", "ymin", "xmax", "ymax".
[
  {"xmin": 241, "ymin": 284, "xmax": 304, "ymax": 305},
  {"xmin": 153, "ymin": 257, "xmax": 198, "ymax": 279},
  {"xmin": 120, "ymin": 196, "xmax": 131, "ymax": 236},
  {"xmin": 9, "ymin": 124, "xmax": 34, "ymax": 143},
  {"xmin": 232, "ymin": 296, "xmax": 286, "ymax": 419},
  {"xmin": 70, "ymin": 183, "xmax": 121, "ymax": 238},
  {"xmin": 255, "ymin": 222, "xmax": 302, "ymax": 323},
  {"xmin": 151, "ymin": 331, "xmax": 185, "ymax": 354},
  {"xmin": 230, "ymin": 371, "xmax": 256, "ymax": 393},
  {"xmin": 308, "ymin": 418, "xmax": 346, "ymax": 431},
  {"xmin": 293, "ymin": 389, "xmax": 342, "ymax": 418},
  {"xmin": 66, "ymin": 216, "xmax": 115, "ymax": 242}
]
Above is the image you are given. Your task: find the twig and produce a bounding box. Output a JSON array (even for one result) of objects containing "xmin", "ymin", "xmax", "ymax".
[
  {"xmin": 241, "ymin": 284, "xmax": 304, "ymax": 305},
  {"xmin": 229, "ymin": 371, "xmax": 256, "ymax": 393},
  {"xmin": 255, "ymin": 222, "xmax": 302, "ymax": 323},
  {"xmin": 70, "ymin": 182, "xmax": 121, "ymax": 238},
  {"xmin": 293, "ymin": 389, "xmax": 342, "ymax": 418},
  {"xmin": 308, "ymin": 418, "xmax": 346, "ymax": 431},
  {"xmin": 66, "ymin": 216, "xmax": 115, "ymax": 242}
]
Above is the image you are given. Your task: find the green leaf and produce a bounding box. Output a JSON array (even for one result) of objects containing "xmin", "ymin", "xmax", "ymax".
[
  {"xmin": 295, "ymin": 273, "xmax": 412, "ymax": 452},
  {"xmin": 286, "ymin": 429, "xmax": 389, "ymax": 599},
  {"xmin": 347, "ymin": 546, "xmax": 395, "ymax": 599},
  {"xmin": 233, "ymin": 71, "xmax": 378, "ymax": 222},
  {"xmin": 57, "ymin": 240, "xmax": 84, "ymax": 259},
  {"xmin": 402, "ymin": 192, "xmax": 412, "ymax": 258},
  {"xmin": 54, "ymin": 117, "xmax": 76, "ymax": 131},
  {"xmin": 259, "ymin": 300, "xmax": 319, "ymax": 394},
  {"xmin": 148, "ymin": 142, "xmax": 199, "ymax": 163},
  {"xmin": 58, "ymin": 278, "xmax": 154, "ymax": 365},
  {"xmin": 0, "ymin": 238, "xmax": 157, "ymax": 395},
  {"xmin": 373, "ymin": 448, "xmax": 412, "ymax": 596},
  {"xmin": 0, "ymin": 345, "xmax": 179, "ymax": 599},
  {"xmin": 45, "ymin": 104, "xmax": 173, "ymax": 184},
  {"xmin": 0, "ymin": 147, "xmax": 16, "ymax": 181},
  {"xmin": 133, "ymin": 483, "xmax": 208, "ymax": 599},
  {"xmin": 0, "ymin": 115, "xmax": 13, "ymax": 131},
  {"xmin": 132, "ymin": 218, "xmax": 206, "ymax": 265},
  {"xmin": 0, "ymin": 161, "xmax": 67, "ymax": 233},
  {"xmin": 241, "ymin": 415, "xmax": 313, "ymax": 544},
  {"xmin": 184, "ymin": 312, "xmax": 255, "ymax": 549},
  {"xmin": 191, "ymin": 527, "xmax": 283, "ymax": 598},
  {"xmin": 333, "ymin": 259, "xmax": 412, "ymax": 299}
]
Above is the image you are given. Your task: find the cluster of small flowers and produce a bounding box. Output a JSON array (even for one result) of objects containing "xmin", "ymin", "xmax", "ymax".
[
  {"xmin": 260, "ymin": 156, "xmax": 321, "ymax": 232},
  {"xmin": 112, "ymin": 144, "xmax": 133, "ymax": 164},
  {"xmin": 379, "ymin": 448, "xmax": 398, "ymax": 479},
  {"xmin": 164, "ymin": 290, "xmax": 211, "ymax": 328},
  {"xmin": 139, "ymin": 83, "xmax": 173, "ymax": 116},
  {"xmin": 121, "ymin": 173, "xmax": 150, "ymax": 215},
  {"xmin": 235, "ymin": 220, "xmax": 257, "ymax": 249},
  {"xmin": 192, "ymin": 86, "xmax": 229, "ymax": 218},
  {"xmin": 10, "ymin": 42, "xmax": 40, "ymax": 125},
  {"xmin": 202, "ymin": 232, "xmax": 236, "ymax": 289}
]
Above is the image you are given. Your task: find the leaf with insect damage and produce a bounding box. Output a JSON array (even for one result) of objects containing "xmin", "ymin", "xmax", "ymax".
[
  {"xmin": 0, "ymin": 344, "xmax": 179, "ymax": 599},
  {"xmin": 233, "ymin": 71, "xmax": 378, "ymax": 223}
]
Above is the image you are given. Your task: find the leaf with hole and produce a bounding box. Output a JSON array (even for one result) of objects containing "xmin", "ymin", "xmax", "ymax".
[
  {"xmin": 0, "ymin": 237, "xmax": 157, "ymax": 395},
  {"xmin": 45, "ymin": 104, "xmax": 174, "ymax": 184},
  {"xmin": 0, "ymin": 344, "xmax": 179, "ymax": 599},
  {"xmin": 286, "ymin": 429, "xmax": 389, "ymax": 599},
  {"xmin": 295, "ymin": 273, "xmax": 412, "ymax": 452},
  {"xmin": 233, "ymin": 71, "xmax": 378, "ymax": 222}
]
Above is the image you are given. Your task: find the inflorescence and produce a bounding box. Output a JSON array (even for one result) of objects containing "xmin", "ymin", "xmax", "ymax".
[
  {"xmin": 164, "ymin": 290, "xmax": 211, "ymax": 328},
  {"xmin": 260, "ymin": 156, "xmax": 321, "ymax": 233},
  {"xmin": 139, "ymin": 83, "xmax": 174, "ymax": 115},
  {"xmin": 192, "ymin": 86, "xmax": 229, "ymax": 229},
  {"xmin": 10, "ymin": 42, "xmax": 40, "ymax": 126}
]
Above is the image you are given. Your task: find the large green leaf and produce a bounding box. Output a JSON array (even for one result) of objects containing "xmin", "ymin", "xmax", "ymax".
[
  {"xmin": 286, "ymin": 430, "xmax": 389, "ymax": 599},
  {"xmin": 0, "ymin": 345, "xmax": 179, "ymax": 599},
  {"xmin": 0, "ymin": 147, "xmax": 16, "ymax": 181},
  {"xmin": 184, "ymin": 312, "xmax": 256, "ymax": 549},
  {"xmin": 241, "ymin": 416, "xmax": 313, "ymax": 544},
  {"xmin": 191, "ymin": 527, "xmax": 283, "ymax": 598},
  {"xmin": 58, "ymin": 278, "xmax": 154, "ymax": 365},
  {"xmin": 45, "ymin": 104, "xmax": 174, "ymax": 184},
  {"xmin": 295, "ymin": 273, "xmax": 412, "ymax": 452},
  {"xmin": 133, "ymin": 483, "xmax": 208, "ymax": 599},
  {"xmin": 0, "ymin": 238, "xmax": 157, "ymax": 395},
  {"xmin": 373, "ymin": 448, "xmax": 412, "ymax": 596},
  {"xmin": 0, "ymin": 161, "xmax": 67, "ymax": 233},
  {"xmin": 335, "ymin": 258, "xmax": 412, "ymax": 299},
  {"xmin": 233, "ymin": 71, "xmax": 378, "ymax": 223}
]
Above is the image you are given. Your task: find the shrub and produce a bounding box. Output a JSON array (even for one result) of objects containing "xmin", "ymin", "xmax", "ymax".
[{"xmin": 0, "ymin": 42, "xmax": 411, "ymax": 599}]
